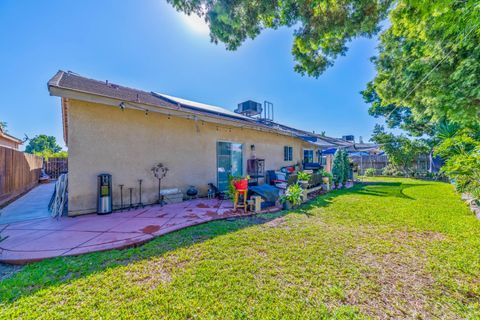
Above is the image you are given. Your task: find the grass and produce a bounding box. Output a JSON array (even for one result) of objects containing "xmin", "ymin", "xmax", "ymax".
[{"xmin": 1, "ymin": 177, "xmax": 479, "ymax": 319}]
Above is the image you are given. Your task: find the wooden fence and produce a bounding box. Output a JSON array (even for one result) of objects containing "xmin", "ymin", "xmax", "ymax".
[
  {"xmin": 350, "ymin": 154, "xmax": 430, "ymax": 175},
  {"xmin": 0, "ymin": 146, "xmax": 43, "ymax": 207},
  {"xmin": 44, "ymin": 157, "xmax": 68, "ymax": 179}
]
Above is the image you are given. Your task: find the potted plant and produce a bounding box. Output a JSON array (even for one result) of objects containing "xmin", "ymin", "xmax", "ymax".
[
  {"xmin": 320, "ymin": 169, "xmax": 333, "ymax": 184},
  {"xmin": 297, "ymin": 171, "xmax": 311, "ymax": 189},
  {"xmin": 230, "ymin": 175, "xmax": 250, "ymax": 191},
  {"xmin": 280, "ymin": 183, "xmax": 303, "ymax": 210}
]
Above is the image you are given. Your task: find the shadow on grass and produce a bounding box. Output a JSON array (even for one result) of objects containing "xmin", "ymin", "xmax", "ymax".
[
  {"xmin": 296, "ymin": 181, "xmax": 428, "ymax": 216},
  {"xmin": 0, "ymin": 210, "xmax": 291, "ymax": 303},
  {"xmin": 0, "ymin": 180, "xmax": 426, "ymax": 304}
]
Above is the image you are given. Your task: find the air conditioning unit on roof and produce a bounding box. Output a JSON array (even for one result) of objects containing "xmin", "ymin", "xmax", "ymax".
[{"xmin": 235, "ymin": 100, "xmax": 263, "ymax": 117}]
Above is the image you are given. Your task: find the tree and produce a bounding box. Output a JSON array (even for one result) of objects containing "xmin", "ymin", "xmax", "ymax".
[
  {"xmin": 361, "ymin": 82, "xmax": 435, "ymax": 137},
  {"xmin": 25, "ymin": 135, "xmax": 62, "ymax": 154},
  {"xmin": 168, "ymin": 0, "xmax": 392, "ymax": 77},
  {"xmin": 169, "ymin": 1, "xmax": 478, "ymax": 121},
  {"xmin": 342, "ymin": 149, "xmax": 351, "ymax": 184},
  {"xmin": 0, "ymin": 121, "xmax": 7, "ymax": 132},
  {"xmin": 371, "ymin": 125, "xmax": 429, "ymax": 175},
  {"xmin": 369, "ymin": 1, "xmax": 480, "ymax": 127},
  {"xmin": 332, "ymin": 149, "xmax": 345, "ymax": 186}
]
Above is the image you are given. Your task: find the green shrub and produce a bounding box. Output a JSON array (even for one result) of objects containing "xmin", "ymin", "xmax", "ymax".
[
  {"xmin": 382, "ymin": 164, "xmax": 402, "ymax": 176},
  {"xmin": 435, "ymin": 131, "xmax": 480, "ymax": 202},
  {"xmin": 34, "ymin": 150, "xmax": 68, "ymax": 160},
  {"xmin": 332, "ymin": 149, "xmax": 345, "ymax": 184},
  {"xmin": 364, "ymin": 168, "xmax": 376, "ymax": 176}
]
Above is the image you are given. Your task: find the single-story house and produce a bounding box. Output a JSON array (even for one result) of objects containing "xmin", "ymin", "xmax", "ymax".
[
  {"xmin": 0, "ymin": 127, "xmax": 22, "ymax": 150},
  {"xmin": 48, "ymin": 71, "xmax": 347, "ymax": 216}
]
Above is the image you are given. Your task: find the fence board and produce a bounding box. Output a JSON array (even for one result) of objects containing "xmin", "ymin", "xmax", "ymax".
[
  {"xmin": 44, "ymin": 158, "xmax": 68, "ymax": 180},
  {"xmin": 0, "ymin": 146, "xmax": 43, "ymax": 207}
]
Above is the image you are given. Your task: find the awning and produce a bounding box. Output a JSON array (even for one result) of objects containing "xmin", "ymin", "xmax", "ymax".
[{"xmin": 299, "ymin": 136, "xmax": 345, "ymax": 149}]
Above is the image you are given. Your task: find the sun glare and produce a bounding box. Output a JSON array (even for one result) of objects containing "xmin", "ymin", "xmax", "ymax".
[{"xmin": 180, "ymin": 12, "xmax": 210, "ymax": 35}]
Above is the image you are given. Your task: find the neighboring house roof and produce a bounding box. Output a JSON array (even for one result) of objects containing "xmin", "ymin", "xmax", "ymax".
[
  {"xmin": 0, "ymin": 127, "xmax": 22, "ymax": 145},
  {"xmin": 48, "ymin": 70, "xmax": 349, "ymax": 149}
]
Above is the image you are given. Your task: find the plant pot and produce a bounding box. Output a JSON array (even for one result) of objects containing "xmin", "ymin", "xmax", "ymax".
[
  {"xmin": 322, "ymin": 177, "xmax": 329, "ymax": 184},
  {"xmin": 186, "ymin": 185, "xmax": 198, "ymax": 198},
  {"xmin": 282, "ymin": 201, "xmax": 293, "ymax": 210},
  {"xmin": 233, "ymin": 179, "xmax": 248, "ymax": 190},
  {"xmin": 299, "ymin": 181, "xmax": 309, "ymax": 189}
]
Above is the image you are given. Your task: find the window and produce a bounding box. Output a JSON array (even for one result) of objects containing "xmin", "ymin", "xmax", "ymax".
[
  {"xmin": 319, "ymin": 155, "xmax": 327, "ymax": 166},
  {"xmin": 303, "ymin": 149, "xmax": 314, "ymax": 163},
  {"xmin": 284, "ymin": 146, "xmax": 293, "ymax": 161}
]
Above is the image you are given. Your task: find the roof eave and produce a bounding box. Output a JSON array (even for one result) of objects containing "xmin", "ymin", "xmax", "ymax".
[{"xmin": 48, "ymin": 85, "xmax": 301, "ymax": 139}]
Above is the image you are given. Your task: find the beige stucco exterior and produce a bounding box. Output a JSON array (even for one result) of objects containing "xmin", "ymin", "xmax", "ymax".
[{"xmin": 67, "ymin": 99, "xmax": 316, "ymax": 216}]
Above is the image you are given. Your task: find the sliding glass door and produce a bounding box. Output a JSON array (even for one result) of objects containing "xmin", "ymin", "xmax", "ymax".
[{"xmin": 217, "ymin": 142, "xmax": 243, "ymax": 191}]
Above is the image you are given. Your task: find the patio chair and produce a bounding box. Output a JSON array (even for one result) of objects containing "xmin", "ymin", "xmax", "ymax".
[
  {"xmin": 266, "ymin": 170, "xmax": 297, "ymax": 190},
  {"xmin": 266, "ymin": 170, "xmax": 287, "ymax": 188},
  {"xmin": 286, "ymin": 174, "xmax": 298, "ymax": 186}
]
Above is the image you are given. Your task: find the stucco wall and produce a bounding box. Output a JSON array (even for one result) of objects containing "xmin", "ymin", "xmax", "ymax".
[{"xmin": 67, "ymin": 99, "xmax": 314, "ymax": 215}]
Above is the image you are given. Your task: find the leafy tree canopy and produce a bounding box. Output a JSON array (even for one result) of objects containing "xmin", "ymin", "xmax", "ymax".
[
  {"xmin": 170, "ymin": 1, "xmax": 478, "ymax": 127},
  {"xmin": 25, "ymin": 135, "xmax": 62, "ymax": 154},
  {"xmin": 361, "ymin": 82, "xmax": 435, "ymax": 137},
  {"xmin": 168, "ymin": 0, "xmax": 392, "ymax": 77},
  {"xmin": 0, "ymin": 121, "xmax": 7, "ymax": 132},
  {"xmin": 370, "ymin": 0, "xmax": 480, "ymax": 127},
  {"xmin": 371, "ymin": 124, "xmax": 429, "ymax": 173}
]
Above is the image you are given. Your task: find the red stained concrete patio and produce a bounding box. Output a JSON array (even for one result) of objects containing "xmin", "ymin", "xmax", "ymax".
[{"xmin": 0, "ymin": 199, "xmax": 280, "ymax": 264}]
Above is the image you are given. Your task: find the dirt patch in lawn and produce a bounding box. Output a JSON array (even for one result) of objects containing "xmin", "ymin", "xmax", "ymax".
[
  {"xmin": 265, "ymin": 216, "xmax": 288, "ymax": 228},
  {"xmin": 344, "ymin": 230, "xmax": 451, "ymax": 319},
  {"xmin": 126, "ymin": 257, "xmax": 186, "ymax": 290}
]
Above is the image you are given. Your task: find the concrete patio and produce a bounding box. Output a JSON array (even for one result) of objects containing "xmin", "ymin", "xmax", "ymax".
[{"xmin": 0, "ymin": 198, "xmax": 280, "ymax": 264}]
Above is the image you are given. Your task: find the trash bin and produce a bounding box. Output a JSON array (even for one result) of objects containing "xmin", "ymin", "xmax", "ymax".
[{"xmin": 97, "ymin": 173, "xmax": 112, "ymax": 214}]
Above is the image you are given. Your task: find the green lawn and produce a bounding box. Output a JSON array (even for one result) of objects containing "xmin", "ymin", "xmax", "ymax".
[{"xmin": 1, "ymin": 178, "xmax": 479, "ymax": 319}]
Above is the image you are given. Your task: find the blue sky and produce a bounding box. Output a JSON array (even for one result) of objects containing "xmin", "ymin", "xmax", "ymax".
[{"xmin": 0, "ymin": 0, "xmax": 383, "ymax": 150}]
